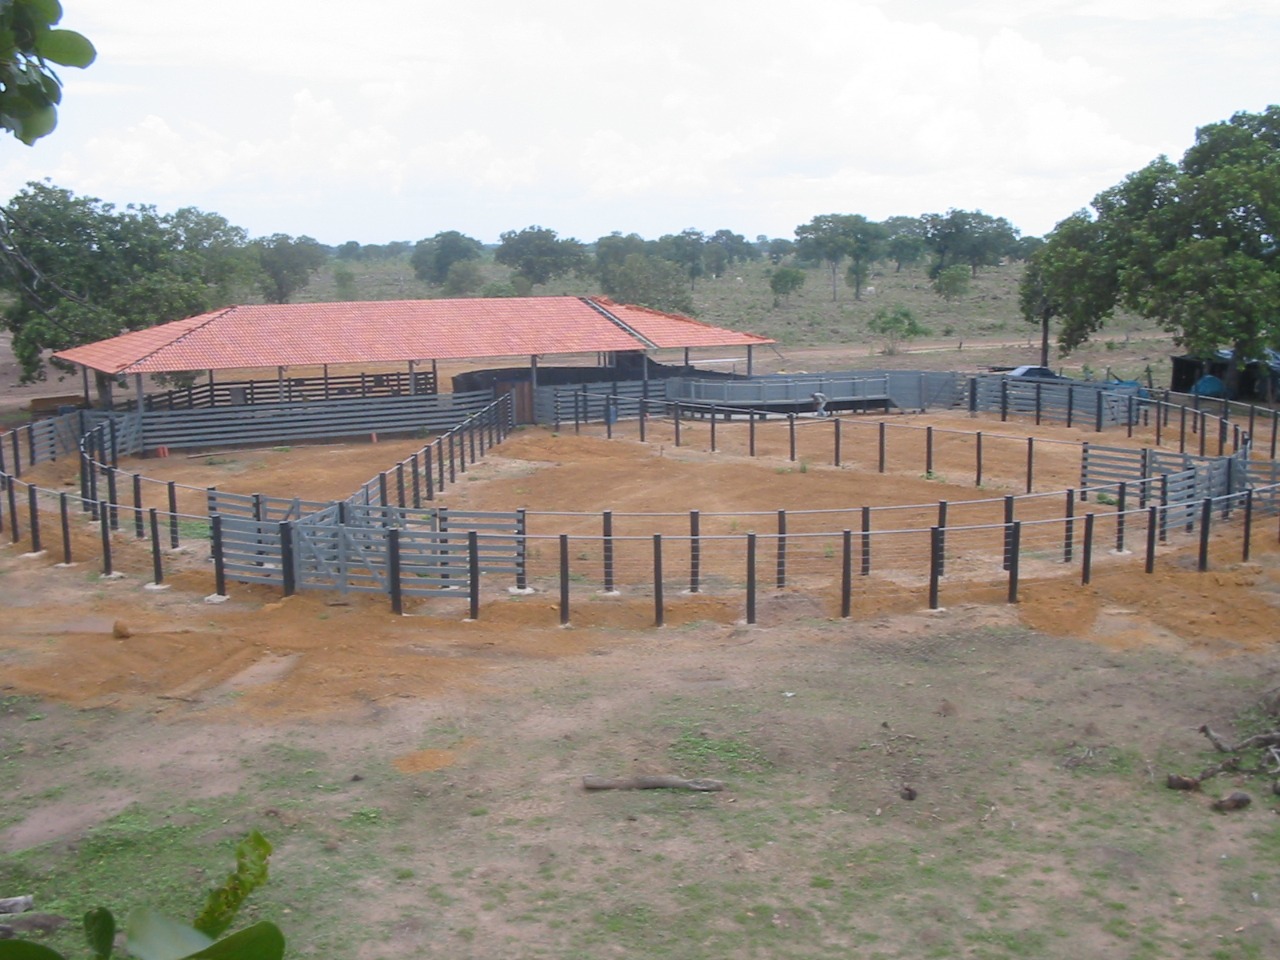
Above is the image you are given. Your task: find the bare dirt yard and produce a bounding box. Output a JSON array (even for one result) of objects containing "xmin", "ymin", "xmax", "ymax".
[{"xmin": 4, "ymin": 409, "xmax": 1280, "ymax": 958}]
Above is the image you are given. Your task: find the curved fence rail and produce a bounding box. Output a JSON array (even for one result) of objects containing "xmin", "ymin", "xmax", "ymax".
[{"xmin": 1, "ymin": 383, "xmax": 1277, "ymax": 625}]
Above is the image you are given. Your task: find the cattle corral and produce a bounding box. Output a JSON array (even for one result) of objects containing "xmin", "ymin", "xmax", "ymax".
[{"xmin": 5, "ymin": 386, "xmax": 1280, "ymax": 960}]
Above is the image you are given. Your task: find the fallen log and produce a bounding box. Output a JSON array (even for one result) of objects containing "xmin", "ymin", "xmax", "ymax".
[
  {"xmin": 0, "ymin": 897, "xmax": 33, "ymax": 915},
  {"xmin": 582, "ymin": 775, "xmax": 725, "ymax": 792}
]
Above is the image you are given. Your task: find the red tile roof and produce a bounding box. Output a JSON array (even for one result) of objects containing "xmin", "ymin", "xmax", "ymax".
[{"xmin": 53, "ymin": 297, "xmax": 773, "ymax": 375}]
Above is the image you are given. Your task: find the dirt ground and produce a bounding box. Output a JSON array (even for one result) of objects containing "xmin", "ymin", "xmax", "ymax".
[{"xmin": 4, "ymin": 410, "xmax": 1280, "ymax": 958}]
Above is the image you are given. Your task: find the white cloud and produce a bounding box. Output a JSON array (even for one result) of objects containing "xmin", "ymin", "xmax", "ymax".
[{"xmin": 0, "ymin": 0, "xmax": 1271, "ymax": 243}]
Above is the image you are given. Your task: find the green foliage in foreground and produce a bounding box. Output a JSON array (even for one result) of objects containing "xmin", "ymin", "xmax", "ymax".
[{"xmin": 0, "ymin": 832, "xmax": 282, "ymax": 960}]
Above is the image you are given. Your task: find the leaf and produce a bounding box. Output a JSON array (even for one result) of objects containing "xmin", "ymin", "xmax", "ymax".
[
  {"xmin": 35, "ymin": 29, "xmax": 95, "ymax": 68},
  {"xmin": 0, "ymin": 942, "xmax": 68, "ymax": 960},
  {"xmin": 125, "ymin": 908, "xmax": 213, "ymax": 960},
  {"xmin": 15, "ymin": 103, "xmax": 56, "ymax": 144},
  {"xmin": 23, "ymin": 0, "xmax": 65, "ymax": 29},
  {"xmin": 192, "ymin": 831, "xmax": 273, "ymax": 939},
  {"xmin": 83, "ymin": 907, "xmax": 116, "ymax": 960},
  {"xmin": 184, "ymin": 923, "xmax": 285, "ymax": 960}
]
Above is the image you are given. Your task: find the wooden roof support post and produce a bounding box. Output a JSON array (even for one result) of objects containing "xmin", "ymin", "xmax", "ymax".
[
  {"xmin": 277, "ymin": 365, "xmax": 285, "ymax": 400},
  {"xmin": 747, "ymin": 344, "xmax": 754, "ymax": 377},
  {"xmin": 684, "ymin": 347, "xmax": 690, "ymax": 368},
  {"xmin": 530, "ymin": 355, "xmax": 539, "ymax": 390},
  {"xmin": 81, "ymin": 365, "xmax": 90, "ymax": 406},
  {"xmin": 409, "ymin": 359, "xmax": 417, "ymax": 394}
]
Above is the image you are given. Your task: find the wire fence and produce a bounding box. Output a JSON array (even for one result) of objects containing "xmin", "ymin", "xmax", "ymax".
[{"xmin": 1, "ymin": 388, "xmax": 1277, "ymax": 624}]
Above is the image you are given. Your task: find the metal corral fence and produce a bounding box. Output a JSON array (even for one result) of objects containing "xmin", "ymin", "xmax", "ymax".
[
  {"xmin": 2, "ymin": 386, "xmax": 1278, "ymax": 624},
  {"xmin": 0, "ymin": 394, "xmax": 514, "ymax": 593}
]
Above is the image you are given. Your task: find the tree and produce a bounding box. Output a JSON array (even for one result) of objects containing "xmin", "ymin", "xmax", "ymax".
[
  {"xmin": 594, "ymin": 232, "xmax": 651, "ymax": 294},
  {"xmin": 794, "ymin": 214, "xmax": 885, "ymax": 300},
  {"xmin": 764, "ymin": 237, "xmax": 795, "ymax": 264},
  {"xmin": 707, "ymin": 228, "xmax": 758, "ymax": 267},
  {"xmin": 0, "ymin": 182, "xmax": 247, "ymax": 390},
  {"xmin": 932, "ymin": 264, "xmax": 971, "ymax": 302},
  {"xmin": 1022, "ymin": 105, "xmax": 1280, "ymax": 393},
  {"xmin": 1019, "ymin": 212, "xmax": 1116, "ymax": 359},
  {"xmin": 868, "ymin": 305, "xmax": 930, "ymax": 354},
  {"xmin": 495, "ymin": 225, "xmax": 588, "ymax": 286},
  {"xmin": 769, "ymin": 266, "xmax": 805, "ymax": 306},
  {"xmin": 922, "ymin": 209, "xmax": 1020, "ymax": 278},
  {"xmin": 609, "ymin": 253, "xmax": 694, "ymax": 315},
  {"xmin": 254, "ymin": 234, "xmax": 327, "ymax": 304},
  {"xmin": 656, "ymin": 228, "xmax": 706, "ymax": 289},
  {"xmin": 882, "ymin": 216, "xmax": 927, "ymax": 272},
  {"xmin": 0, "ymin": 0, "xmax": 96, "ymax": 144},
  {"xmin": 442, "ymin": 258, "xmax": 484, "ymax": 297},
  {"xmin": 410, "ymin": 230, "xmax": 484, "ymax": 285}
]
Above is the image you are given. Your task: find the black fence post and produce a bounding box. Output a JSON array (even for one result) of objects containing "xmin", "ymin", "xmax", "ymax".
[
  {"xmin": 149, "ymin": 508, "xmax": 164, "ymax": 585},
  {"xmin": 1095, "ymin": 390, "xmax": 1104, "ymax": 433},
  {"xmin": 775, "ymin": 509, "xmax": 787, "ymax": 589},
  {"xmin": 411, "ymin": 456, "xmax": 421, "ymax": 509},
  {"xmin": 426, "ymin": 445, "xmax": 436, "ymax": 501},
  {"xmin": 1159, "ymin": 474, "xmax": 1170, "ymax": 542},
  {"xmin": 927, "ymin": 526, "xmax": 942, "ymax": 609},
  {"xmin": 515, "ymin": 508, "xmax": 529, "ymax": 592},
  {"xmin": 1145, "ymin": 505, "xmax": 1157, "ymax": 574},
  {"xmin": 936, "ymin": 500, "xmax": 948, "ymax": 576},
  {"xmin": 1000, "ymin": 379, "xmax": 1008, "ymax": 422},
  {"xmin": 280, "ymin": 520, "xmax": 295, "ymax": 597},
  {"xmin": 559, "ymin": 534, "xmax": 571, "ymax": 626},
  {"xmin": 1025, "ymin": 437, "xmax": 1035, "ymax": 494},
  {"xmin": 396, "ymin": 463, "xmax": 406, "ymax": 508},
  {"xmin": 745, "ymin": 533, "xmax": 757, "ymax": 625},
  {"xmin": 674, "ymin": 403, "xmax": 682, "ymax": 447},
  {"xmin": 1002, "ymin": 495, "xmax": 1015, "ymax": 571},
  {"xmin": 1063, "ymin": 488, "xmax": 1075, "ymax": 563},
  {"xmin": 653, "ymin": 534, "xmax": 664, "ymax": 627},
  {"xmin": 1198, "ymin": 498, "xmax": 1212, "ymax": 572},
  {"xmin": 27, "ymin": 485, "xmax": 41, "ymax": 553},
  {"xmin": 59, "ymin": 491, "xmax": 72, "ymax": 565},
  {"xmin": 709, "ymin": 407, "xmax": 717, "ymax": 453},
  {"xmin": 387, "ymin": 528, "xmax": 402, "ymax": 615},
  {"xmin": 639, "ymin": 398, "xmax": 647, "ymax": 443},
  {"xmin": 748, "ymin": 415, "xmax": 756, "ymax": 457},
  {"xmin": 975, "ymin": 431, "xmax": 983, "ymax": 487},
  {"xmin": 106, "ymin": 469, "xmax": 119, "ymax": 531},
  {"xmin": 602, "ymin": 510, "xmax": 615, "ymax": 593},
  {"xmin": 448, "ymin": 431, "xmax": 456, "ymax": 484},
  {"xmin": 99, "ymin": 500, "xmax": 112, "ymax": 576},
  {"xmin": 1115, "ymin": 482, "xmax": 1127, "ymax": 553},
  {"xmin": 860, "ymin": 505, "xmax": 872, "ymax": 576},
  {"xmin": 1082, "ymin": 513, "xmax": 1094, "ymax": 585},
  {"xmin": 211, "ymin": 514, "xmax": 226, "ymax": 595},
  {"xmin": 833, "ymin": 418, "xmax": 842, "ymax": 467},
  {"xmin": 468, "ymin": 530, "xmax": 481, "ymax": 621},
  {"xmin": 133, "ymin": 473, "xmax": 144, "ymax": 539},
  {"xmin": 1243, "ymin": 489, "xmax": 1253, "ymax": 563},
  {"xmin": 840, "ymin": 529, "xmax": 852, "ymax": 619},
  {"xmin": 1007, "ymin": 522, "xmax": 1021, "ymax": 604},
  {"xmin": 167, "ymin": 482, "xmax": 179, "ymax": 548},
  {"xmin": 689, "ymin": 510, "xmax": 701, "ymax": 594},
  {"xmin": 1066, "ymin": 385, "xmax": 1074, "ymax": 428},
  {"xmin": 925, "ymin": 426, "xmax": 934, "ymax": 477},
  {"xmin": 788, "ymin": 414, "xmax": 797, "ymax": 462}
]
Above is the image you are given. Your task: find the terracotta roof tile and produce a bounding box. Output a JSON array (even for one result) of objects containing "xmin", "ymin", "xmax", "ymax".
[{"xmin": 52, "ymin": 297, "xmax": 774, "ymax": 375}]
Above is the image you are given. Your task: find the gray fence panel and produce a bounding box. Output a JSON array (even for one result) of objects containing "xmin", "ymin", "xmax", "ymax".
[{"xmin": 139, "ymin": 391, "xmax": 492, "ymax": 451}]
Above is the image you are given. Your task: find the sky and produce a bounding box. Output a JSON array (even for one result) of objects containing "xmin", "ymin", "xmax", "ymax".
[{"xmin": 1, "ymin": 0, "xmax": 1275, "ymax": 246}]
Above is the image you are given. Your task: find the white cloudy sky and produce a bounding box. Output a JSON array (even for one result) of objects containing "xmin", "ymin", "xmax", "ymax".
[{"xmin": 2, "ymin": 0, "xmax": 1274, "ymax": 245}]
